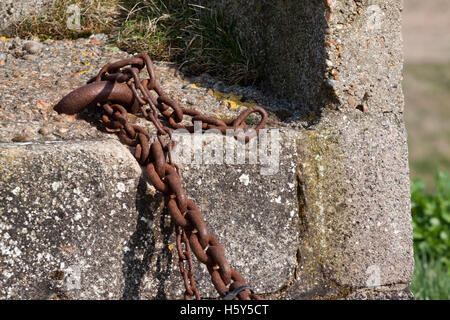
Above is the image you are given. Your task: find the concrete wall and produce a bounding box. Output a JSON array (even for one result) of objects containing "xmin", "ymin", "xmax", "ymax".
[{"xmin": 0, "ymin": 0, "xmax": 414, "ymax": 299}]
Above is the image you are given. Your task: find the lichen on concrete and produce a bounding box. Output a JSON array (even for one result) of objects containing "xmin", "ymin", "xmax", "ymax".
[{"xmin": 286, "ymin": 111, "xmax": 413, "ymax": 299}]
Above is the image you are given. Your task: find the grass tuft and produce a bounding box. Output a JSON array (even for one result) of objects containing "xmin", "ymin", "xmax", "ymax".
[
  {"xmin": 115, "ymin": 0, "xmax": 259, "ymax": 85},
  {"xmin": 411, "ymin": 252, "xmax": 450, "ymax": 300},
  {"xmin": 5, "ymin": 0, "xmax": 120, "ymax": 40},
  {"xmin": 4, "ymin": 0, "xmax": 259, "ymax": 85}
]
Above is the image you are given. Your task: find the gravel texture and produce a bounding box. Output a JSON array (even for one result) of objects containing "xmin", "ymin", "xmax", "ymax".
[
  {"xmin": 0, "ymin": 36, "xmax": 295, "ymax": 144},
  {"xmin": 0, "ymin": 0, "xmax": 51, "ymax": 33}
]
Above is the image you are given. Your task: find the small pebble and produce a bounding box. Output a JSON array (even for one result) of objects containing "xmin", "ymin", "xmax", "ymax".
[
  {"xmin": 13, "ymin": 49, "xmax": 25, "ymax": 58},
  {"xmin": 57, "ymin": 127, "xmax": 69, "ymax": 134},
  {"xmin": 0, "ymin": 53, "xmax": 7, "ymax": 66},
  {"xmin": 12, "ymin": 128, "xmax": 34, "ymax": 142},
  {"xmin": 12, "ymin": 136, "xmax": 28, "ymax": 142},
  {"xmin": 39, "ymin": 127, "xmax": 52, "ymax": 136},
  {"xmin": 23, "ymin": 54, "xmax": 38, "ymax": 61},
  {"xmin": 348, "ymin": 96, "xmax": 356, "ymax": 108},
  {"xmin": 23, "ymin": 41, "xmax": 43, "ymax": 55},
  {"xmin": 325, "ymin": 79, "xmax": 338, "ymax": 88},
  {"xmin": 89, "ymin": 33, "xmax": 107, "ymax": 42}
]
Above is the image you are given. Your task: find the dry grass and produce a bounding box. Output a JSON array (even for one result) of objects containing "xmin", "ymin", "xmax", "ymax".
[
  {"xmin": 6, "ymin": 0, "xmax": 120, "ymax": 40},
  {"xmin": 5, "ymin": 0, "xmax": 259, "ymax": 85},
  {"xmin": 115, "ymin": 0, "xmax": 259, "ymax": 85}
]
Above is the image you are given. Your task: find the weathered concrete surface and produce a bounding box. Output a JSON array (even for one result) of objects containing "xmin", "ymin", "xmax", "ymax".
[
  {"xmin": 216, "ymin": 0, "xmax": 405, "ymax": 116},
  {"xmin": 0, "ymin": 0, "xmax": 414, "ymax": 300},
  {"xmin": 214, "ymin": 0, "xmax": 331, "ymax": 114},
  {"xmin": 0, "ymin": 140, "xmax": 142, "ymax": 299},
  {"xmin": 324, "ymin": 0, "xmax": 405, "ymax": 115},
  {"xmin": 342, "ymin": 285, "xmax": 414, "ymax": 300},
  {"xmin": 0, "ymin": 116, "xmax": 413, "ymax": 299},
  {"xmin": 0, "ymin": 0, "xmax": 52, "ymax": 32},
  {"xmin": 213, "ymin": 0, "xmax": 414, "ymax": 299},
  {"xmin": 285, "ymin": 112, "xmax": 413, "ymax": 299},
  {"xmin": 0, "ymin": 134, "xmax": 299, "ymax": 299}
]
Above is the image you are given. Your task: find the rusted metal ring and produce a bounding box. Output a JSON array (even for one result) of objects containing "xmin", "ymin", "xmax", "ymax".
[{"xmin": 231, "ymin": 106, "xmax": 268, "ymax": 142}]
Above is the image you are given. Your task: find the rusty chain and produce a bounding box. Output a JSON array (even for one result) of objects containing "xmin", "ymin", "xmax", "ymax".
[{"xmin": 55, "ymin": 53, "xmax": 267, "ymax": 300}]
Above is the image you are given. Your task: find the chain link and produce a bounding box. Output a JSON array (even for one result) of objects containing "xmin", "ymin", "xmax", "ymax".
[{"xmin": 56, "ymin": 53, "xmax": 267, "ymax": 300}]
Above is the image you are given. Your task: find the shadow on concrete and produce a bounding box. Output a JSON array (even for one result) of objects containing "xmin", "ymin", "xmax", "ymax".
[
  {"xmin": 76, "ymin": 108, "xmax": 174, "ymax": 300},
  {"xmin": 120, "ymin": 176, "xmax": 175, "ymax": 300},
  {"xmin": 216, "ymin": 0, "xmax": 337, "ymax": 126},
  {"xmin": 115, "ymin": 1, "xmax": 337, "ymax": 128}
]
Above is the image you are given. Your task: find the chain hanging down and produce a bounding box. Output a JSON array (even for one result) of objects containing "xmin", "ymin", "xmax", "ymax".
[{"xmin": 54, "ymin": 53, "xmax": 267, "ymax": 300}]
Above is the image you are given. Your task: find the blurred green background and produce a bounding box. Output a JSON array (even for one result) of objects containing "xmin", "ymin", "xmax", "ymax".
[{"xmin": 403, "ymin": 0, "xmax": 450, "ymax": 299}]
